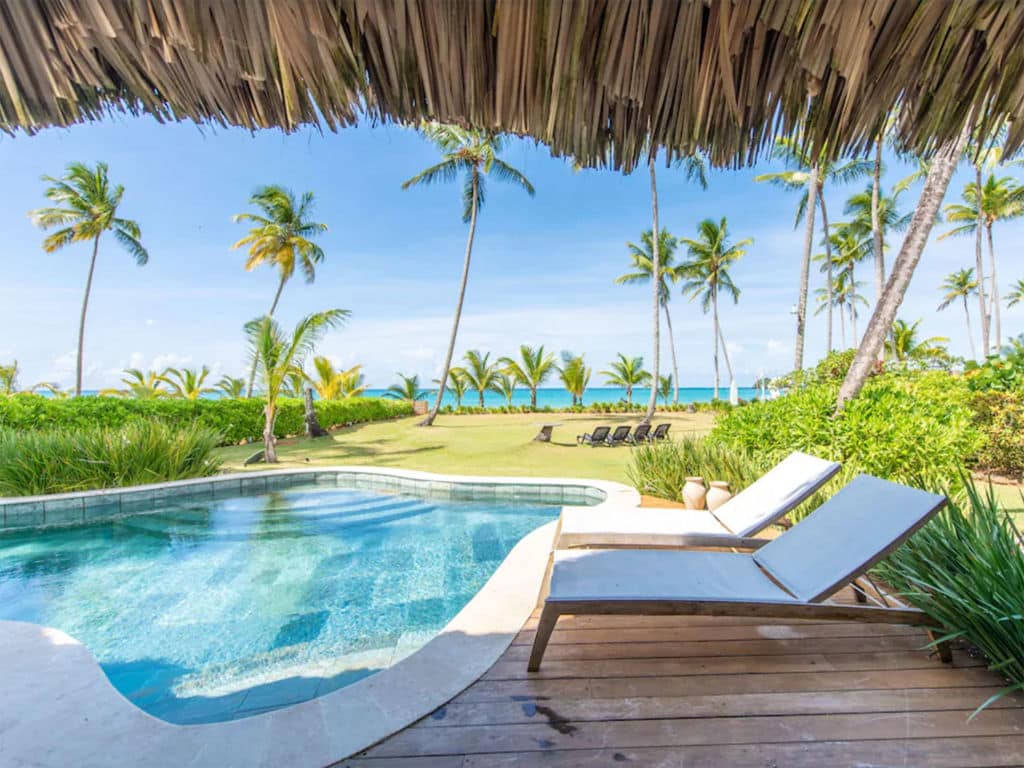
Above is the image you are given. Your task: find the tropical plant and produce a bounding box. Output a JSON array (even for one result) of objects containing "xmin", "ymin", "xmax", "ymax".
[
  {"xmin": 215, "ymin": 375, "xmax": 247, "ymax": 399},
  {"xmin": 657, "ymin": 375, "xmax": 672, "ymax": 405},
  {"xmin": 941, "ymin": 175, "xmax": 1024, "ymax": 353},
  {"xmin": 30, "ymin": 382, "xmax": 71, "ymax": 399},
  {"xmin": 458, "ymin": 349, "xmax": 501, "ymax": 407},
  {"xmin": 938, "ymin": 268, "xmax": 980, "ymax": 361},
  {"xmin": 0, "ymin": 361, "xmax": 18, "ymax": 395},
  {"xmin": 233, "ymin": 185, "xmax": 328, "ymax": 397},
  {"xmin": 402, "ymin": 123, "xmax": 535, "ymax": 426},
  {"xmin": 1007, "ymin": 278, "xmax": 1024, "ymax": 309},
  {"xmin": 245, "ymin": 309, "xmax": 348, "ymax": 462},
  {"xmin": 0, "ymin": 421, "xmax": 222, "ymax": 496},
  {"xmin": 29, "ymin": 161, "xmax": 148, "ymax": 396},
  {"xmin": 679, "ymin": 217, "xmax": 752, "ymax": 399},
  {"xmin": 822, "ymin": 223, "xmax": 871, "ymax": 345},
  {"xmin": 814, "ymin": 270, "xmax": 867, "ymax": 350},
  {"xmin": 843, "ymin": 185, "xmax": 912, "ymax": 304},
  {"xmin": 160, "ymin": 366, "xmax": 215, "ymax": 400},
  {"xmin": 889, "ymin": 319, "xmax": 951, "ymax": 368},
  {"xmin": 100, "ymin": 368, "xmax": 169, "ymax": 399},
  {"xmin": 601, "ymin": 354, "xmax": 650, "ymax": 404},
  {"xmin": 875, "ymin": 480, "xmax": 1024, "ymax": 714},
  {"xmin": 385, "ymin": 373, "xmax": 429, "ymax": 403},
  {"xmin": 436, "ymin": 368, "xmax": 468, "ymax": 409},
  {"xmin": 558, "ymin": 351, "xmax": 591, "ymax": 406},
  {"xmin": 499, "ymin": 344, "xmax": 556, "ymax": 409},
  {"xmin": 617, "ymin": 229, "xmax": 683, "ymax": 403},
  {"xmin": 308, "ymin": 357, "xmax": 367, "ymax": 400},
  {"xmin": 492, "ymin": 374, "xmax": 518, "ymax": 407},
  {"xmin": 754, "ymin": 139, "xmax": 871, "ymax": 370}
]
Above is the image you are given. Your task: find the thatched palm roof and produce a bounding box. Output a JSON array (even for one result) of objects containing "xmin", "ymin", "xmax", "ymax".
[{"xmin": 2, "ymin": 1, "xmax": 1022, "ymax": 170}]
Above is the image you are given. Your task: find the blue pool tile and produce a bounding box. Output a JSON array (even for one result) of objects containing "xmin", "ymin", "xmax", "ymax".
[
  {"xmin": 272, "ymin": 610, "xmax": 330, "ymax": 650},
  {"xmin": 43, "ymin": 497, "xmax": 84, "ymax": 527},
  {"xmin": 3, "ymin": 501, "xmax": 44, "ymax": 529}
]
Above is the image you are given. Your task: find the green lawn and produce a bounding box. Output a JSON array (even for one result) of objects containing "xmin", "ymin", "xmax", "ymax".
[{"xmin": 217, "ymin": 411, "xmax": 717, "ymax": 485}]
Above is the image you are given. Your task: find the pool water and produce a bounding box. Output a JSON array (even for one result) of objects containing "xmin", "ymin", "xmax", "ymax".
[{"xmin": 0, "ymin": 483, "xmax": 576, "ymax": 724}]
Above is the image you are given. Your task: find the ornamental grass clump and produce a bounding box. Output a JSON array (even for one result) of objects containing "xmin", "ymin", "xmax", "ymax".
[
  {"xmin": 0, "ymin": 421, "xmax": 222, "ymax": 496},
  {"xmin": 627, "ymin": 436, "xmax": 772, "ymax": 502},
  {"xmin": 876, "ymin": 480, "xmax": 1024, "ymax": 714}
]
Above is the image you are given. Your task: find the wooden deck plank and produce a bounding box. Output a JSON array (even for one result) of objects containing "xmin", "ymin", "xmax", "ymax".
[
  {"xmin": 367, "ymin": 709, "xmax": 1024, "ymax": 758},
  {"xmin": 344, "ymin": 736, "xmax": 1024, "ymax": 767},
  {"xmin": 419, "ymin": 687, "xmax": 1023, "ymax": 728},
  {"xmin": 349, "ymin": 585, "xmax": 1019, "ymax": 767}
]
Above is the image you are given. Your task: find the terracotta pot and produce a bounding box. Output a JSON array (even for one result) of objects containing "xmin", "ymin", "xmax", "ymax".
[
  {"xmin": 682, "ymin": 477, "xmax": 706, "ymax": 510},
  {"xmin": 706, "ymin": 481, "xmax": 732, "ymax": 511}
]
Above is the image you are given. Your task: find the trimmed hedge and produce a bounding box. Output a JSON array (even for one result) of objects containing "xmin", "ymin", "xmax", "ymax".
[{"xmin": 0, "ymin": 395, "xmax": 413, "ymax": 446}]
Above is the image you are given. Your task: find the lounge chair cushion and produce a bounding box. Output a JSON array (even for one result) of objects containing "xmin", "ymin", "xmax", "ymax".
[
  {"xmin": 549, "ymin": 549, "xmax": 798, "ymax": 604},
  {"xmin": 711, "ymin": 451, "xmax": 842, "ymax": 536},
  {"xmin": 752, "ymin": 474, "xmax": 946, "ymax": 603},
  {"xmin": 557, "ymin": 506, "xmax": 732, "ymax": 549}
]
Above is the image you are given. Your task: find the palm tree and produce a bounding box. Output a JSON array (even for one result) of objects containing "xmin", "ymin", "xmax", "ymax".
[
  {"xmin": 160, "ymin": 366, "xmax": 215, "ymax": 399},
  {"xmin": 616, "ymin": 229, "xmax": 684, "ymax": 403},
  {"xmin": 657, "ymin": 375, "xmax": 672, "ymax": 406},
  {"xmin": 492, "ymin": 374, "xmax": 517, "ymax": 407},
  {"xmin": 385, "ymin": 373, "xmax": 429, "ymax": 403},
  {"xmin": 940, "ymin": 174, "xmax": 1024, "ymax": 353},
  {"xmin": 499, "ymin": 344, "xmax": 556, "ymax": 409},
  {"xmin": 99, "ymin": 368, "xmax": 168, "ymax": 399},
  {"xmin": 458, "ymin": 350, "xmax": 500, "ymax": 407},
  {"xmin": 245, "ymin": 309, "xmax": 348, "ymax": 463},
  {"xmin": 0, "ymin": 361, "xmax": 19, "ymax": 395},
  {"xmin": 558, "ymin": 351, "xmax": 591, "ymax": 406},
  {"xmin": 889, "ymin": 319, "xmax": 951, "ymax": 368},
  {"xmin": 1007, "ymin": 279, "xmax": 1024, "ymax": 309},
  {"xmin": 937, "ymin": 268, "xmax": 980, "ymax": 361},
  {"xmin": 754, "ymin": 140, "xmax": 871, "ymax": 370},
  {"xmin": 814, "ymin": 271, "xmax": 866, "ymax": 350},
  {"xmin": 215, "ymin": 375, "xmax": 246, "ymax": 399},
  {"xmin": 403, "ymin": 123, "xmax": 534, "ymax": 426},
  {"xmin": 29, "ymin": 162, "xmax": 148, "ymax": 396},
  {"xmin": 838, "ymin": 128, "xmax": 969, "ymax": 408},
  {"xmin": 601, "ymin": 354, "xmax": 650, "ymax": 404},
  {"xmin": 679, "ymin": 218, "xmax": 752, "ymax": 399},
  {"xmin": 308, "ymin": 357, "xmax": 367, "ymax": 400},
  {"xmin": 233, "ymin": 185, "xmax": 328, "ymax": 397},
  {"xmin": 436, "ymin": 368, "xmax": 468, "ymax": 409}
]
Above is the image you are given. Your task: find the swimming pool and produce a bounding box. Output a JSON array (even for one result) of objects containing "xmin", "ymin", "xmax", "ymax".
[{"xmin": 0, "ymin": 479, "xmax": 589, "ymax": 725}]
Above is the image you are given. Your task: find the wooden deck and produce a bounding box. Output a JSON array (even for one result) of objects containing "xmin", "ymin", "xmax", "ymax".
[{"xmin": 343, "ymin": 588, "xmax": 1024, "ymax": 767}]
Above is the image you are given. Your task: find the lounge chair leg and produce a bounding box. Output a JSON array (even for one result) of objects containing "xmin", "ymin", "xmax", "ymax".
[
  {"xmin": 528, "ymin": 603, "xmax": 560, "ymax": 672},
  {"xmin": 928, "ymin": 630, "xmax": 953, "ymax": 663}
]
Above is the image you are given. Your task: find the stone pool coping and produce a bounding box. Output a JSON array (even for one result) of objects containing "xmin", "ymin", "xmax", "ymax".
[
  {"xmin": 0, "ymin": 467, "xmax": 640, "ymax": 767},
  {"xmin": 0, "ymin": 465, "xmax": 636, "ymax": 531}
]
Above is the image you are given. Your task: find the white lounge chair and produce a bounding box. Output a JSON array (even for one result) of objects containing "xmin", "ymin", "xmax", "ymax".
[
  {"xmin": 529, "ymin": 474, "xmax": 947, "ymax": 671},
  {"xmin": 557, "ymin": 451, "xmax": 841, "ymax": 549}
]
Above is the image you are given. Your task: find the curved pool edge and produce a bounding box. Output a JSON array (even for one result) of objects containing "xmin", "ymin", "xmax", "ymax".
[{"xmin": 0, "ymin": 469, "xmax": 641, "ymax": 767}]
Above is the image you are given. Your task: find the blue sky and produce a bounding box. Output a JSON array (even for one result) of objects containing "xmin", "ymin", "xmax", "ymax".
[{"xmin": 1, "ymin": 115, "xmax": 1021, "ymax": 390}]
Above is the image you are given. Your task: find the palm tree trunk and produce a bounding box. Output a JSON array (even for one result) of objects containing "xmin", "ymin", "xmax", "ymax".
[
  {"xmin": 75, "ymin": 235, "xmax": 101, "ymax": 397},
  {"xmin": 530, "ymin": 386, "xmax": 537, "ymax": 409},
  {"xmin": 263, "ymin": 402, "xmax": 278, "ymax": 463},
  {"xmin": 850, "ymin": 263, "xmax": 857, "ymax": 345},
  {"xmin": 839, "ymin": 303, "xmax": 847, "ymax": 349},
  {"xmin": 643, "ymin": 156, "xmax": 661, "ymax": 425},
  {"xmin": 795, "ymin": 166, "xmax": 819, "ymax": 372},
  {"xmin": 819, "ymin": 188, "xmax": 834, "ymax": 353},
  {"xmin": 987, "ymin": 224, "xmax": 1001, "ymax": 351},
  {"xmin": 837, "ymin": 125, "xmax": 968, "ymax": 409},
  {"xmin": 717, "ymin": 322, "xmax": 733, "ymax": 380},
  {"xmin": 664, "ymin": 304, "xmax": 680, "ymax": 404},
  {"xmin": 478, "ymin": 389, "xmax": 485, "ymax": 408},
  {"xmin": 246, "ymin": 274, "xmax": 287, "ymax": 398},
  {"xmin": 871, "ymin": 135, "xmax": 885, "ymax": 302},
  {"xmin": 963, "ymin": 295, "xmax": 977, "ymax": 361},
  {"xmin": 423, "ymin": 171, "xmax": 479, "ymax": 426},
  {"xmin": 975, "ymin": 164, "xmax": 990, "ymax": 356},
  {"xmin": 712, "ymin": 288, "xmax": 721, "ymax": 399}
]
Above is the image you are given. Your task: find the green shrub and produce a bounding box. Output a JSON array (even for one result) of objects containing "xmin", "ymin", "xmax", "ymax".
[
  {"xmin": 627, "ymin": 437, "xmax": 773, "ymax": 503},
  {"xmin": 709, "ymin": 373, "xmax": 982, "ymax": 487},
  {"xmin": 876, "ymin": 480, "xmax": 1024, "ymax": 712},
  {"xmin": 0, "ymin": 395, "xmax": 413, "ymax": 446},
  {"xmin": 0, "ymin": 421, "xmax": 223, "ymax": 496},
  {"xmin": 973, "ymin": 391, "xmax": 1024, "ymax": 478}
]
